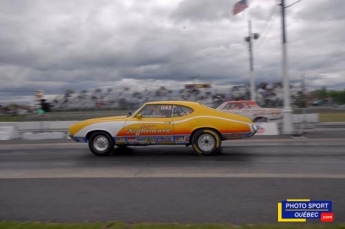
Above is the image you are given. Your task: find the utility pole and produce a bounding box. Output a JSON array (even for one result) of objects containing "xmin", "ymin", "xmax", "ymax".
[
  {"xmin": 301, "ymin": 74, "xmax": 308, "ymax": 130},
  {"xmin": 280, "ymin": 0, "xmax": 293, "ymax": 134},
  {"xmin": 245, "ymin": 20, "xmax": 259, "ymax": 102}
]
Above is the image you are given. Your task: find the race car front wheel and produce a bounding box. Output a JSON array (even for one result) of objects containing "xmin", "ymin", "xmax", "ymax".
[
  {"xmin": 88, "ymin": 131, "xmax": 114, "ymax": 156},
  {"xmin": 192, "ymin": 129, "xmax": 221, "ymax": 156}
]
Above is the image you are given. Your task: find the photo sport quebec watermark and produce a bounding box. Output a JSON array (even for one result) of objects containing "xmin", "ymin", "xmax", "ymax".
[{"xmin": 278, "ymin": 199, "xmax": 334, "ymax": 222}]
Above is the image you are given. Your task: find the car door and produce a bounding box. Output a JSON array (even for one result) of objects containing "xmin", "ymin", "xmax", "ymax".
[
  {"xmin": 246, "ymin": 102, "xmax": 268, "ymax": 120},
  {"xmin": 171, "ymin": 105, "xmax": 195, "ymax": 144},
  {"xmin": 117, "ymin": 104, "xmax": 174, "ymax": 145},
  {"xmin": 239, "ymin": 102, "xmax": 254, "ymax": 119}
]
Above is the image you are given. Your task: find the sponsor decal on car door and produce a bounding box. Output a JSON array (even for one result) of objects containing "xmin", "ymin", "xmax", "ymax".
[{"xmin": 116, "ymin": 104, "xmax": 174, "ymax": 145}]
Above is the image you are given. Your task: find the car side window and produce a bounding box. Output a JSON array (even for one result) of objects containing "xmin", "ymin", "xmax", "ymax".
[
  {"xmin": 139, "ymin": 104, "xmax": 172, "ymax": 118},
  {"xmin": 172, "ymin": 105, "xmax": 194, "ymax": 117},
  {"xmin": 241, "ymin": 103, "xmax": 250, "ymax": 109},
  {"xmin": 223, "ymin": 104, "xmax": 231, "ymax": 110},
  {"xmin": 225, "ymin": 103, "xmax": 240, "ymax": 110}
]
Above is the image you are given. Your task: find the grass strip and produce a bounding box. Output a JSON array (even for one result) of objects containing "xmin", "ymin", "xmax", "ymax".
[
  {"xmin": 0, "ymin": 116, "xmax": 26, "ymax": 122},
  {"xmin": 319, "ymin": 113, "xmax": 345, "ymax": 122},
  {"xmin": 1, "ymin": 222, "xmax": 345, "ymax": 229}
]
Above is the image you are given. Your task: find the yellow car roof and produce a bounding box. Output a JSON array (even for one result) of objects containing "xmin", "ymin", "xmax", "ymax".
[{"xmin": 144, "ymin": 101, "xmax": 201, "ymax": 106}]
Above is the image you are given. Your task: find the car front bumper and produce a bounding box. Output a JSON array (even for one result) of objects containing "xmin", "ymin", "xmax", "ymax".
[{"xmin": 248, "ymin": 124, "xmax": 258, "ymax": 137}]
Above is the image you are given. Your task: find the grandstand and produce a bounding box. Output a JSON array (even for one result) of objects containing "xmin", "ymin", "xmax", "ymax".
[{"xmin": 44, "ymin": 81, "xmax": 303, "ymax": 111}]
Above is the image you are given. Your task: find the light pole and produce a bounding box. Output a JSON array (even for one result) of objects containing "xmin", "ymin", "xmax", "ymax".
[
  {"xmin": 245, "ymin": 20, "xmax": 259, "ymax": 102},
  {"xmin": 280, "ymin": 0, "xmax": 293, "ymax": 134}
]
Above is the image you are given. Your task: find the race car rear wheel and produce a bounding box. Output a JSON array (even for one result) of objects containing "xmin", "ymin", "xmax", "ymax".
[
  {"xmin": 88, "ymin": 131, "xmax": 114, "ymax": 156},
  {"xmin": 192, "ymin": 129, "xmax": 221, "ymax": 156}
]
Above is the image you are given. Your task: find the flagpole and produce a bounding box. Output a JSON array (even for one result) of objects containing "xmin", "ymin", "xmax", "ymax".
[
  {"xmin": 245, "ymin": 1, "xmax": 254, "ymax": 102},
  {"xmin": 244, "ymin": 0, "xmax": 256, "ymax": 102},
  {"xmin": 248, "ymin": 20, "xmax": 255, "ymax": 101},
  {"xmin": 234, "ymin": 0, "xmax": 257, "ymax": 101}
]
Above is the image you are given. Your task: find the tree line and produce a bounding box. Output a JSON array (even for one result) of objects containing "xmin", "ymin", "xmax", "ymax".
[{"xmin": 310, "ymin": 87, "xmax": 345, "ymax": 104}]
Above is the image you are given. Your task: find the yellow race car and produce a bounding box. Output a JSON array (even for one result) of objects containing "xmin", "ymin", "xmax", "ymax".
[{"xmin": 68, "ymin": 101, "xmax": 257, "ymax": 156}]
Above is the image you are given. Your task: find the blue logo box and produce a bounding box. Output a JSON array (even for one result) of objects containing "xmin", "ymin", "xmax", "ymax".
[{"xmin": 282, "ymin": 200, "xmax": 332, "ymax": 219}]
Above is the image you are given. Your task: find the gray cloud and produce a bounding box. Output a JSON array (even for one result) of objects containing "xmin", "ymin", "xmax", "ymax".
[
  {"xmin": 293, "ymin": 0, "xmax": 345, "ymax": 21},
  {"xmin": 171, "ymin": 0, "xmax": 234, "ymax": 22},
  {"xmin": 0, "ymin": 0, "xmax": 344, "ymax": 101}
]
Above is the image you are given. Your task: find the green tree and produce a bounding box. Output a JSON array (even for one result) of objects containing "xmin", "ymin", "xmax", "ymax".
[{"xmin": 312, "ymin": 86, "xmax": 328, "ymax": 100}]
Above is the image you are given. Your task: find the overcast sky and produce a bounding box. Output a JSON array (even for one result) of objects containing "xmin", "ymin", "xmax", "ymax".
[{"xmin": 0, "ymin": 0, "xmax": 344, "ymax": 99}]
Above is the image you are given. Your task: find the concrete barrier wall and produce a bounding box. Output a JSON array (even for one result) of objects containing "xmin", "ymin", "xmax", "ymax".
[
  {"xmin": 0, "ymin": 121, "xmax": 79, "ymax": 131},
  {"xmin": 1, "ymin": 121, "xmax": 279, "ymax": 136},
  {"xmin": 254, "ymin": 123, "xmax": 279, "ymax": 135},
  {"xmin": 0, "ymin": 126, "xmax": 20, "ymax": 140},
  {"xmin": 22, "ymin": 132, "xmax": 67, "ymax": 140},
  {"xmin": 17, "ymin": 121, "xmax": 79, "ymax": 130},
  {"xmin": 292, "ymin": 114, "xmax": 319, "ymax": 123},
  {"xmin": 0, "ymin": 122, "xmax": 281, "ymax": 139},
  {"xmin": 0, "ymin": 114, "xmax": 318, "ymax": 132}
]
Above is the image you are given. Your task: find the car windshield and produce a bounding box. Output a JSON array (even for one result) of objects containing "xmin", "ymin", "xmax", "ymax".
[
  {"xmin": 199, "ymin": 102, "xmax": 213, "ymax": 108},
  {"xmin": 128, "ymin": 104, "xmax": 146, "ymax": 117},
  {"xmin": 214, "ymin": 102, "xmax": 227, "ymax": 110}
]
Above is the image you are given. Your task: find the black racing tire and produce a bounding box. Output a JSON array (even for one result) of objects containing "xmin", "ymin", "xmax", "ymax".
[
  {"xmin": 191, "ymin": 129, "xmax": 221, "ymax": 156},
  {"xmin": 88, "ymin": 131, "xmax": 114, "ymax": 156}
]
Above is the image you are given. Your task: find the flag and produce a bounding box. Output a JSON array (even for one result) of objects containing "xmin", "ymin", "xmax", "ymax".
[{"xmin": 233, "ymin": 0, "xmax": 248, "ymax": 15}]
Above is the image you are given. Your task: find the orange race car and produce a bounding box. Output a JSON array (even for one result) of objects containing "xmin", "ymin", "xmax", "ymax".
[{"xmin": 68, "ymin": 101, "xmax": 258, "ymax": 156}]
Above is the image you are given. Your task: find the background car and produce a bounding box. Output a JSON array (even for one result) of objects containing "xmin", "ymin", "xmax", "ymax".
[
  {"xmin": 68, "ymin": 101, "xmax": 257, "ymax": 156},
  {"xmin": 216, "ymin": 100, "xmax": 283, "ymax": 122}
]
